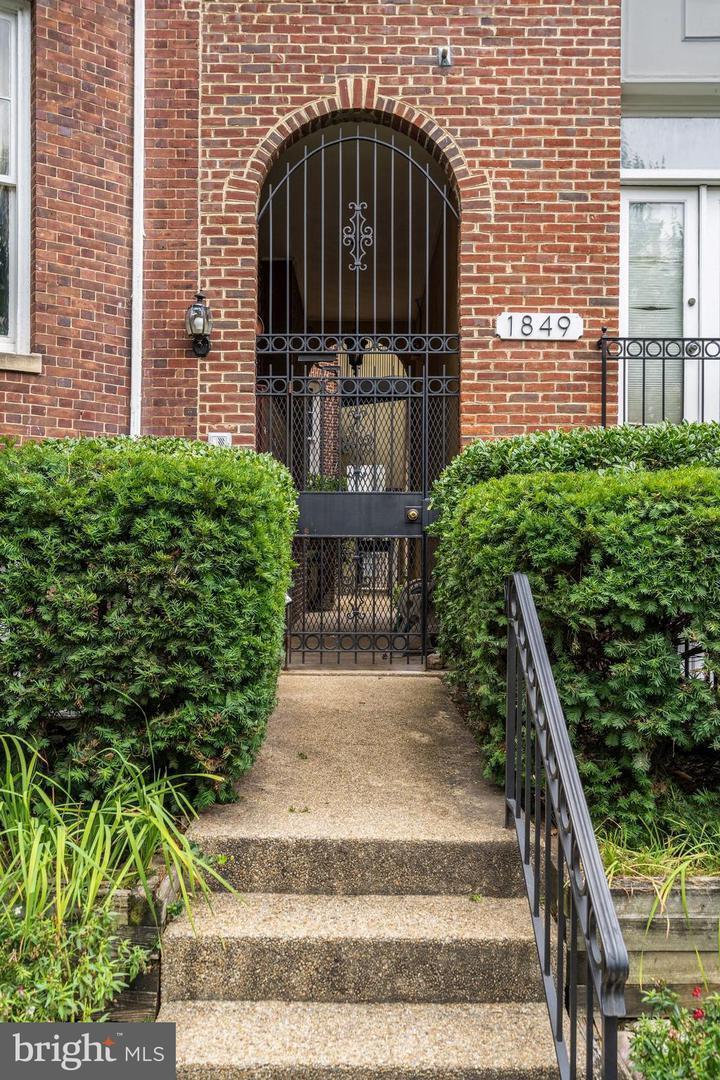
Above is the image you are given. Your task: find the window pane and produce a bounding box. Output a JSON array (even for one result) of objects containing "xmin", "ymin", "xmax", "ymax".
[
  {"xmin": 622, "ymin": 118, "xmax": 720, "ymax": 170},
  {"xmin": 0, "ymin": 19, "xmax": 10, "ymax": 99},
  {"xmin": 627, "ymin": 201, "xmax": 684, "ymax": 422},
  {"xmin": 0, "ymin": 186, "xmax": 9, "ymax": 337},
  {"xmin": 0, "ymin": 99, "xmax": 9, "ymax": 175},
  {"xmin": 629, "ymin": 202, "xmax": 684, "ymax": 336}
]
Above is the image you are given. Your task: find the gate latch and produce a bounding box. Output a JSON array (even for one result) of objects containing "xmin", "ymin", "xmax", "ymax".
[{"xmin": 405, "ymin": 506, "xmax": 421, "ymax": 524}]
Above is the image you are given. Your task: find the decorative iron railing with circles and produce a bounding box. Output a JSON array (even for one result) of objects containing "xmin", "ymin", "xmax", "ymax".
[
  {"xmin": 256, "ymin": 374, "xmax": 460, "ymax": 399},
  {"xmin": 256, "ymin": 333, "xmax": 460, "ymax": 355},
  {"xmin": 598, "ymin": 331, "xmax": 720, "ymax": 425},
  {"xmin": 506, "ymin": 573, "xmax": 629, "ymax": 1080}
]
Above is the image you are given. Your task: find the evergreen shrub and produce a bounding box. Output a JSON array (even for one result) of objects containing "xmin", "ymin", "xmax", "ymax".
[
  {"xmin": 0, "ymin": 437, "xmax": 297, "ymax": 806},
  {"xmin": 434, "ymin": 466, "xmax": 720, "ymax": 837},
  {"xmin": 432, "ymin": 421, "xmax": 720, "ymax": 519}
]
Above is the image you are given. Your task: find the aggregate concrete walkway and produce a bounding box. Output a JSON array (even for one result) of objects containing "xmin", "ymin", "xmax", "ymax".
[{"xmin": 159, "ymin": 673, "xmax": 558, "ymax": 1078}]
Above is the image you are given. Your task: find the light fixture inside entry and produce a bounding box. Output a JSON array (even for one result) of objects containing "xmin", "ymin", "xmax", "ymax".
[{"xmin": 185, "ymin": 293, "xmax": 213, "ymax": 357}]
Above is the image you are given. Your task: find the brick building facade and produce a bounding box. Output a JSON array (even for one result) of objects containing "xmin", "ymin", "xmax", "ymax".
[
  {"xmin": 4, "ymin": 0, "xmax": 720, "ymax": 660},
  {"xmin": 0, "ymin": 1, "xmax": 624, "ymax": 443}
]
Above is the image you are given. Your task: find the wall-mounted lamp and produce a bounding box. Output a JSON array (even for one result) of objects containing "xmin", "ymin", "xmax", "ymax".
[
  {"xmin": 436, "ymin": 45, "xmax": 452, "ymax": 68},
  {"xmin": 185, "ymin": 293, "xmax": 213, "ymax": 357}
]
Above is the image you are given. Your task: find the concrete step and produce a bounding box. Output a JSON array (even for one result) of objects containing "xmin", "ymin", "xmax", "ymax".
[
  {"xmin": 189, "ymin": 674, "xmax": 523, "ymax": 896},
  {"xmin": 198, "ymin": 831, "xmax": 522, "ymax": 896},
  {"xmin": 159, "ymin": 999, "xmax": 559, "ymax": 1079},
  {"xmin": 162, "ymin": 894, "xmax": 542, "ymax": 1004}
]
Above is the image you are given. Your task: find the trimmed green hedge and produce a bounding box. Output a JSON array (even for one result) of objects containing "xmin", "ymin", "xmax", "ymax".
[
  {"xmin": 0, "ymin": 437, "xmax": 297, "ymax": 806},
  {"xmin": 432, "ymin": 422, "xmax": 720, "ymax": 519},
  {"xmin": 434, "ymin": 466, "xmax": 720, "ymax": 837}
]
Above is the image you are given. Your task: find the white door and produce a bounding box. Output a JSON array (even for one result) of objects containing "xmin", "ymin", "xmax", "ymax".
[
  {"xmin": 620, "ymin": 189, "xmax": 699, "ymax": 423},
  {"xmin": 699, "ymin": 189, "xmax": 720, "ymax": 422}
]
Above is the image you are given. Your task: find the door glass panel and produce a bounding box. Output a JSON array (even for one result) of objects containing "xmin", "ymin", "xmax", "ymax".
[
  {"xmin": 0, "ymin": 186, "xmax": 9, "ymax": 337},
  {"xmin": 627, "ymin": 201, "xmax": 685, "ymax": 422},
  {"xmin": 0, "ymin": 19, "xmax": 9, "ymax": 100},
  {"xmin": 0, "ymin": 99, "xmax": 10, "ymax": 177},
  {"xmin": 0, "ymin": 19, "xmax": 10, "ymax": 100},
  {"xmin": 0, "ymin": 18, "xmax": 10, "ymax": 178}
]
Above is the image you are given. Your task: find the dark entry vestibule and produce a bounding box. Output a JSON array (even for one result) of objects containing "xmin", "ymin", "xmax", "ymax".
[{"xmin": 255, "ymin": 119, "xmax": 460, "ymax": 665}]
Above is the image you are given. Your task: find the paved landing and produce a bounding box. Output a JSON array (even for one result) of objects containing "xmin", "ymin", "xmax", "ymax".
[{"xmin": 190, "ymin": 673, "xmax": 509, "ymax": 843}]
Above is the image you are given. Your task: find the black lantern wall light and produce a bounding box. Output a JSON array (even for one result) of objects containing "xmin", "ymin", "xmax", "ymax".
[{"xmin": 185, "ymin": 293, "xmax": 213, "ymax": 357}]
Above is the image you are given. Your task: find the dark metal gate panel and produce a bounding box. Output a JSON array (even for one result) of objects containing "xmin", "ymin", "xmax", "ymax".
[{"xmin": 256, "ymin": 123, "xmax": 459, "ymax": 665}]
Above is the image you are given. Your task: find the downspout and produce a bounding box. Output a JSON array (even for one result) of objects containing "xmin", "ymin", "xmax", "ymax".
[{"xmin": 130, "ymin": 0, "xmax": 145, "ymax": 436}]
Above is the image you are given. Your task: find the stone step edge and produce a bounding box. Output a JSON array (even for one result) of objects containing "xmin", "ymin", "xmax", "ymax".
[
  {"xmin": 163, "ymin": 893, "xmax": 534, "ymax": 944},
  {"xmin": 158, "ymin": 999, "xmax": 559, "ymax": 1078}
]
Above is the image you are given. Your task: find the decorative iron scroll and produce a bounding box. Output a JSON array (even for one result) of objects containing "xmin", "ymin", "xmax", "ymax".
[{"xmin": 342, "ymin": 201, "xmax": 374, "ymax": 271}]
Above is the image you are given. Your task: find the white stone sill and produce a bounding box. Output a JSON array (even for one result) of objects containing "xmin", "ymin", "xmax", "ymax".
[{"xmin": 0, "ymin": 352, "xmax": 42, "ymax": 373}]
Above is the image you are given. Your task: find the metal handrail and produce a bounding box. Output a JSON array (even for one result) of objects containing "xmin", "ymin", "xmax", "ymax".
[{"xmin": 506, "ymin": 573, "xmax": 629, "ymax": 1080}]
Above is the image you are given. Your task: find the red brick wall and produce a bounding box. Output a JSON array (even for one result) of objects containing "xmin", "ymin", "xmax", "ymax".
[
  {"xmin": 0, "ymin": 1, "xmax": 135, "ymax": 439},
  {"xmin": 143, "ymin": 0, "xmax": 201, "ymax": 438},
  {"xmin": 160, "ymin": 0, "xmax": 621, "ymax": 444},
  {"xmin": 3, "ymin": 2, "xmax": 622, "ymax": 442}
]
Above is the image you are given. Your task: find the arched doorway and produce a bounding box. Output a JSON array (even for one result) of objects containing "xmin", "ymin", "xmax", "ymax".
[{"xmin": 256, "ymin": 119, "xmax": 460, "ymax": 665}]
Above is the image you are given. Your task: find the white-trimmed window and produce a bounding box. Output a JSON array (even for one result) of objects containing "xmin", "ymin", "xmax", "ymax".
[{"xmin": 0, "ymin": 1, "xmax": 30, "ymax": 357}]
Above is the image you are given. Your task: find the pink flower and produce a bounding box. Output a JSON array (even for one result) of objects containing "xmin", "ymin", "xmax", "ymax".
[
  {"xmin": 692, "ymin": 986, "xmax": 703, "ymax": 999},
  {"xmin": 693, "ymin": 1009, "xmax": 705, "ymax": 1021}
]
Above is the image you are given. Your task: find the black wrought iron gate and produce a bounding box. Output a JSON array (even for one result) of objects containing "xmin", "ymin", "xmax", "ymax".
[{"xmin": 256, "ymin": 121, "xmax": 459, "ymax": 665}]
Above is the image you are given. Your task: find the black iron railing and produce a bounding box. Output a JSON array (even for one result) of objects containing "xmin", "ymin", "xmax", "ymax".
[
  {"xmin": 599, "ymin": 330, "xmax": 720, "ymax": 426},
  {"xmin": 505, "ymin": 573, "xmax": 629, "ymax": 1080}
]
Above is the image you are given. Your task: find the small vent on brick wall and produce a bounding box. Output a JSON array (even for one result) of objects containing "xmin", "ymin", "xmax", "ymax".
[{"xmin": 208, "ymin": 432, "xmax": 233, "ymax": 447}]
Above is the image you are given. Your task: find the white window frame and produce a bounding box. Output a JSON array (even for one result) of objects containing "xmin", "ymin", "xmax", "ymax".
[{"xmin": 0, "ymin": 0, "xmax": 31, "ymax": 358}]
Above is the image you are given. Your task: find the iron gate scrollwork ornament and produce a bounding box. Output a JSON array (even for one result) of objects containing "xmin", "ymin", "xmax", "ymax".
[{"xmin": 342, "ymin": 201, "xmax": 374, "ymax": 271}]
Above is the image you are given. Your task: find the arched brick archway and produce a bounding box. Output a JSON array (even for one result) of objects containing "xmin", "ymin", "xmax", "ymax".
[
  {"xmin": 239, "ymin": 79, "xmax": 474, "ymax": 202},
  {"xmin": 201, "ymin": 86, "xmax": 492, "ymax": 448},
  {"xmin": 245, "ymin": 106, "xmax": 462, "ymax": 665}
]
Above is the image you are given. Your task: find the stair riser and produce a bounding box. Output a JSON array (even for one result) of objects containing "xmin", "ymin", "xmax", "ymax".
[
  {"xmin": 177, "ymin": 1067, "xmax": 558, "ymax": 1079},
  {"xmin": 162, "ymin": 937, "xmax": 542, "ymax": 1004},
  {"xmin": 202, "ymin": 837, "xmax": 525, "ymax": 897}
]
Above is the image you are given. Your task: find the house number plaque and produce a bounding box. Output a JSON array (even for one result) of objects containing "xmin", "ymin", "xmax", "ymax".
[{"xmin": 496, "ymin": 312, "xmax": 584, "ymax": 341}]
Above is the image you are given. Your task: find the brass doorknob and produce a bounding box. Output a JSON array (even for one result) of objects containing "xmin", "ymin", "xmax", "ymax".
[{"xmin": 406, "ymin": 508, "xmax": 420, "ymax": 523}]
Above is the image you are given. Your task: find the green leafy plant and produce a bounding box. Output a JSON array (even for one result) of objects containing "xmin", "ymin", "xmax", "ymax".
[
  {"xmin": 0, "ymin": 908, "xmax": 149, "ymax": 1022},
  {"xmin": 0, "ymin": 436, "xmax": 297, "ymax": 806},
  {"xmin": 432, "ymin": 421, "xmax": 720, "ymax": 520},
  {"xmin": 630, "ymin": 985, "xmax": 720, "ymax": 1079},
  {"xmin": 433, "ymin": 466, "xmax": 720, "ymax": 841},
  {"xmin": 0, "ymin": 735, "xmax": 232, "ymax": 938},
  {"xmin": 305, "ymin": 472, "xmax": 348, "ymax": 492}
]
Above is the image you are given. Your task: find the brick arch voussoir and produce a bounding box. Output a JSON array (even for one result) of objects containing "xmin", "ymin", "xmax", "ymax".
[{"xmin": 239, "ymin": 82, "xmax": 473, "ymax": 208}]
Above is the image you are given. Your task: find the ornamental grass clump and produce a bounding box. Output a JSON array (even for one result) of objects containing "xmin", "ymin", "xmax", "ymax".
[
  {"xmin": 433, "ymin": 466, "xmax": 720, "ymax": 840},
  {"xmin": 0, "ymin": 735, "xmax": 230, "ymax": 936},
  {"xmin": 0, "ymin": 437, "xmax": 297, "ymax": 806},
  {"xmin": 0, "ymin": 734, "xmax": 232, "ymax": 1021}
]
